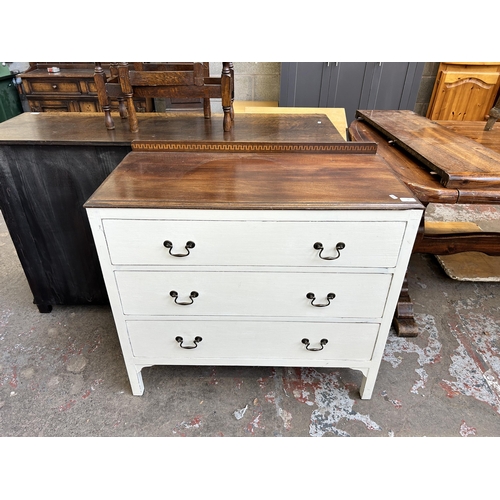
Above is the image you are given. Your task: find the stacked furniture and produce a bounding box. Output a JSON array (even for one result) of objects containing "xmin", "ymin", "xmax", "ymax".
[
  {"xmin": 0, "ymin": 112, "xmax": 344, "ymax": 313},
  {"xmin": 349, "ymin": 110, "xmax": 500, "ymax": 336}
]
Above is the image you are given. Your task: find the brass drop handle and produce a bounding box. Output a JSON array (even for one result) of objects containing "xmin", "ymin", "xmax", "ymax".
[
  {"xmin": 306, "ymin": 292, "xmax": 336, "ymax": 307},
  {"xmin": 313, "ymin": 242, "xmax": 345, "ymax": 260},
  {"xmin": 176, "ymin": 336, "xmax": 202, "ymax": 349},
  {"xmin": 163, "ymin": 240, "xmax": 195, "ymax": 257},
  {"xmin": 302, "ymin": 338, "xmax": 328, "ymax": 351},
  {"xmin": 170, "ymin": 290, "xmax": 199, "ymax": 305}
]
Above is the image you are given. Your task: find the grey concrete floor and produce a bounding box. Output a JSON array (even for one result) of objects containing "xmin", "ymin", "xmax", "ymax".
[{"xmin": 1, "ymin": 205, "xmax": 500, "ymax": 439}]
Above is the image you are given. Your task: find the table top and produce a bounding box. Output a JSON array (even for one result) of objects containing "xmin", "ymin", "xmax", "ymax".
[
  {"xmin": 85, "ymin": 150, "xmax": 423, "ymax": 211},
  {"xmin": 0, "ymin": 112, "xmax": 347, "ymax": 147},
  {"xmin": 438, "ymin": 120, "xmax": 500, "ymax": 154},
  {"xmin": 356, "ymin": 110, "xmax": 500, "ymax": 189}
]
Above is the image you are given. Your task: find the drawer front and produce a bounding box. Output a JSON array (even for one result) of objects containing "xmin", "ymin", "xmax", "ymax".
[
  {"xmin": 126, "ymin": 320, "xmax": 380, "ymax": 361},
  {"xmin": 103, "ymin": 219, "xmax": 406, "ymax": 268},
  {"xmin": 28, "ymin": 80, "xmax": 81, "ymax": 95},
  {"xmin": 115, "ymin": 271, "xmax": 392, "ymax": 318}
]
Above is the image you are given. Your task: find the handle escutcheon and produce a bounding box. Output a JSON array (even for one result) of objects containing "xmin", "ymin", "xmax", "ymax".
[
  {"xmin": 306, "ymin": 292, "xmax": 336, "ymax": 307},
  {"xmin": 313, "ymin": 241, "xmax": 345, "ymax": 260},
  {"xmin": 163, "ymin": 240, "xmax": 195, "ymax": 257},
  {"xmin": 170, "ymin": 290, "xmax": 199, "ymax": 305},
  {"xmin": 302, "ymin": 338, "xmax": 328, "ymax": 351},
  {"xmin": 176, "ymin": 336, "xmax": 202, "ymax": 349}
]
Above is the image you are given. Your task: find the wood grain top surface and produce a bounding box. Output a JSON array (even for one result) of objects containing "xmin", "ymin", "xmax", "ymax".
[
  {"xmin": 0, "ymin": 112, "xmax": 346, "ymax": 146},
  {"xmin": 356, "ymin": 110, "xmax": 500, "ymax": 189},
  {"xmin": 438, "ymin": 120, "xmax": 500, "ymax": 154},
  {"xmin": 85, "ymin": 151, "xmax": 423, "ymax": 211}
]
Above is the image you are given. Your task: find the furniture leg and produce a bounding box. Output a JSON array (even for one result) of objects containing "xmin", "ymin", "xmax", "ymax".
[
  {"xmin": 229, "ymin": 62, "xmax": 235, "ymax": 121},
  {"xmin": 94, "ymin": 63, "xmax": 115, "ymax": 130},
  {"xmin": 221, "ymin": 62, "xmax": 233, "ymax": 131},
  {"xmin": 359, "ymin": 368, "xmax": 376, "ymax": 399},
  {"xmin": 393, "ymin": 272, "xmax": 419, "ymax": 337},
  {"xmin": 36, "ymin": 303, "xmax": 53, "ymax": 313},
  {"xmin": 118, "ymin": 63, "xmax": 139, "ymax": 133},
  {"xmin": 203, "ymin": 98, "xmax": 211, "ymax": 118},
  {"xmin": 126, "ymin": 363, "xmax": 145, "ymax": 396}
]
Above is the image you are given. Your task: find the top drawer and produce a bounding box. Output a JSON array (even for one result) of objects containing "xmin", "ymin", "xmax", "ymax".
[
  {"xmin": 102, "ymin": 219, "xmax": 407, "ymax": 268},
  {"xmin": 23, "ymin": 79, "xmax": 82, "ymax": 95}
]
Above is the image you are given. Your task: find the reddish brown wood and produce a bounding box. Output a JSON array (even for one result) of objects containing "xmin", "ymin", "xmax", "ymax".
[
  {"xmin": 439, "ymin": 120, "xmax": 500, "ymax": 153},
  {"xmin": 349, "ymin": 118, "xmax": 459, "ymax": 205},
  {"xmin": 392, "ymin": 274, "xmax": 418, "ymax": 338},
  {"xmin": 94, "ymin": 63, "xmax": 115, "ymax": 130},
  {"xmin": 115, "ymin": 62, "xmax": 234, "ymax": 133},
  {"xmin": 85, "ymin": 151, "xmax": 423, "ymax": 211},
  {"xmin": 350, "ymin": 110, "xmax": 500, "ymax": 337},
  {"xmin": 356, "ymin": 110, "xmax": 500, "ymax": 189},
  {"xmin": 0, "ymin": 112, "xmax": 346, "ymax": 146}
]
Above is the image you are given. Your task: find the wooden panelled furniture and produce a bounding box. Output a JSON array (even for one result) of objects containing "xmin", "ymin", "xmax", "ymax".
[
  {"xmin": 18, "ymin": 63, "xmax": 149, "ymax": 113},
  {"xmin": 85, "ymin": 142, "xmax": 422, "ymax": 398},
  {"xmin": 426, "ymin": 62, "xmax": 500, "ymax": 121},
  {"xmin": 94, "ymin": 62, "xmax": 234, "ymax": 132},
  {"xmin": 349, "ymin": 110, "xmax": 500, "ymax": 336}
]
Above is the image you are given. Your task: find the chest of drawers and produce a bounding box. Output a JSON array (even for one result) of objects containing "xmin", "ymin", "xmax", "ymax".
[{"xmin": 85, "ymin": 148, "xmax": 423, "ymax": 399}]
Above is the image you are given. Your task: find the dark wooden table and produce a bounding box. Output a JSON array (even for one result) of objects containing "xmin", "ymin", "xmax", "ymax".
[{"xmin": 0, "ymin": 112, "xmax": 346, "ymax": 312}]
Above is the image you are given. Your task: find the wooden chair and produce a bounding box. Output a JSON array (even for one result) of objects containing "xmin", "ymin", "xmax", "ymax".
[
  {"xmin": 94, "ymin": 63, "xmax": 129, "ymax": 130},
  {"xmin": 95, "ymin": 62, "xmax": 234, "ymax": 132}
]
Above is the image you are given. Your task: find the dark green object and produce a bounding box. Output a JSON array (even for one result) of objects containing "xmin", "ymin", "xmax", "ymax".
[{"xmin": 0, "ymin": 65, "xmax": 23, "ymax": 123}]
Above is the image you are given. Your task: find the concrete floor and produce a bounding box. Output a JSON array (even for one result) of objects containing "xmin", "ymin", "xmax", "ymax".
[{"xmin": 1, "ymin": 205, "xmax": 500, "ymax": 439}]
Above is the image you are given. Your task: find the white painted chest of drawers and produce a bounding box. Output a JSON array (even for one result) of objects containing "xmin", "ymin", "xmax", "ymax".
[{"xmin": 85, "ymin": 148, "xmax": 423, "ymax": 399}]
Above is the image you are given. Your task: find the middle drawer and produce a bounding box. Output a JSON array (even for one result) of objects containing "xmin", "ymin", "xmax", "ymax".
[{"xmin": 115, "ymin": 271, "xmax": 392, "ymax": 318}]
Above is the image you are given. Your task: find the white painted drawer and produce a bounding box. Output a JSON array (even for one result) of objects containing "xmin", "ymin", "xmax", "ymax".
[
  {"xmin": 103, "ymin": 219, "xmax": 406, "ymax": 268},
  {"xmin": 115, "ymin": 271, "xmax": 392, "ymax": 318},
  {"xmin": 126, "ymin": 320, "xmax": 380, "ymax": 362}
]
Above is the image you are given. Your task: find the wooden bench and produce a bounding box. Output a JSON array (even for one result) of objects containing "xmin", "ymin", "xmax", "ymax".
[{"xmin": 349, "ymin": 110, "xmax": 500, "ymax": 336}]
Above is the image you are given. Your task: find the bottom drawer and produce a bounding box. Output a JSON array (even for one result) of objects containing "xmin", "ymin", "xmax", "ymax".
[{"xmin": 125, "ymin": 320, "xmax": 380, "ymax": 362}]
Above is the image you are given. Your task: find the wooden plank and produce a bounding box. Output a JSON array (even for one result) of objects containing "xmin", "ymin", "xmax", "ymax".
[
  {"xmin": 356, "ymin": 110, "xmax": 500, "ymax": 189},
  {"xmin": 348, "ymin": 117, "xmax": 459, "ymax": 204}
]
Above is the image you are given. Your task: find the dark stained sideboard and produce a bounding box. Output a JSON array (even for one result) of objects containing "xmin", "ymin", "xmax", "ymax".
[
  {"xmin": 17, "ymin": 62, "xmax": 151, "ymax": 113},
  {"xmin": 0, "ymin": 111, "xmax": 346, "ymax": 312}
]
